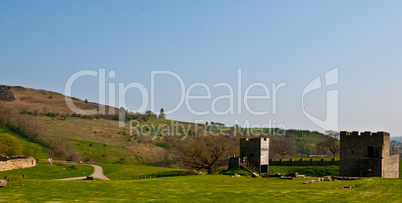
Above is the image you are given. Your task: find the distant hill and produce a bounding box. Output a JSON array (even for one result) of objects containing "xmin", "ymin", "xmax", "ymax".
[
  {"xmin": 391, "ymin": 137, "xmax": 402, "ymax": 142},
  {"xmin": 0, "ymin": 85, "xmax": 118, "ymax": 116}
]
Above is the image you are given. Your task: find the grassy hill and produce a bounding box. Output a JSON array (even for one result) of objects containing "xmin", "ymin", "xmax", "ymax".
[
  {"xmin": 391, "ymin": 136, "xmax": 402, "ymax": 142},
  {"xmin": 0, "ymin": 84, "xmax": 329, "ymax": 166},
  {"xmin": 0, "ymin": 85, "xmax": 118, "ymax": 116}
]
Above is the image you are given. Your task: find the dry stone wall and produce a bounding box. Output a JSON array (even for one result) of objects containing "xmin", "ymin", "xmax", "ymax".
[{"xmin": 0, "ymin": 156, "xmax": 36, "ymax": 171}]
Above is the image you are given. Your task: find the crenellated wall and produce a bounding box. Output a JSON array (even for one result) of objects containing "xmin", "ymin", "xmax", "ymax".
[{"xmin": 340, "ymin": 131, "xmax": 399, "ymax": 178}]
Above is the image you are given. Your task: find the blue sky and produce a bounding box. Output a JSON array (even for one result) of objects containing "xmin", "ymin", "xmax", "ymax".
[{"xmin": 1, "ymin": 1, "xmax": 402, "ymax": 136}]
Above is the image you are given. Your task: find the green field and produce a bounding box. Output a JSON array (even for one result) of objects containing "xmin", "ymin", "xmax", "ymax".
[
  {"xmin": 0, "ymin": 163, "xmax": 93, "ymax": 180},
  {"xmin": 1, "ymin": 176, "xmax": 401, "ymax": 202},
  {"xmin": 99, "ymin": 164, "xmax": 190, "ymax": 180},
  {"xmin": 0, "ymin": 162, "xmax": 401, "ymax": 201}
]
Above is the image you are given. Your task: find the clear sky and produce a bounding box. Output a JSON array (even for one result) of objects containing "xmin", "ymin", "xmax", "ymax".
[{"xmin": 1, "ymin": 1, "xmax": 402, "ymax": 136}]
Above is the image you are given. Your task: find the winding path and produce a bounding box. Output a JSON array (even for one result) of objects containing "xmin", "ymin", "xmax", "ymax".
[{"xmin": 55, "ymin": 164, "xmax": 110, "ymax": 181}]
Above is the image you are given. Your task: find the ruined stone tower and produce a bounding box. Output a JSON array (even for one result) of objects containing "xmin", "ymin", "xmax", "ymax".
[
  {"xmin": 229, "ymin": 138, "xmax": 269, "ymax": 175},
  {"xmin": 340, "ymin": 131, "xmax": 399, "ymax": 178},
  {"xmin": 240, "ymin": 138, "xmax": 269, "ymax": 173}
]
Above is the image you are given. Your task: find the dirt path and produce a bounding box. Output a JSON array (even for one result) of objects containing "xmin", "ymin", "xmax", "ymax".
[
  {"xmin": 55, "ymin": 164, "xmax": 110, "ymax": 181},
  {"xmin": 90, "ymin": 165, "xmax": 110, "ymax": 180}
]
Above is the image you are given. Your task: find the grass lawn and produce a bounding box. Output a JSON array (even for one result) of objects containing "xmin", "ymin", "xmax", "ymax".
[
  {"xmin": 269, "ymin": 165, "xmax": 340, "ymax": 177},
  {"xmin": 0, "ymin": 162, "xmax": 93, "ymax": 180},
  {"xmin": 99, "ymin": 164, "xmax": 190, "ymax": 180},
  {"xmin": 0, "ymin": 175, "xmax": 401, "ymax": 202}
]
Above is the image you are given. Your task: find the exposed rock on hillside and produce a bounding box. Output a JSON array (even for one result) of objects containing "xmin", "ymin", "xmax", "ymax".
[{"xmin": 0, "ymin": 85, "xmax": 15, "ymax": 101}]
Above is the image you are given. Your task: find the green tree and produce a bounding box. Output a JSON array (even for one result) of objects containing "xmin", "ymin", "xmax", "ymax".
[
  {"xmin": 0, "ymin": 133, "xmax": 23, "ymax": 156},
  {"xmin": 23, "ymin": 143, "xmax": 41, "ymax": 157},
  {"xmin": 145, "ymin": 110, "xmax": 156, "ymax": 118}
]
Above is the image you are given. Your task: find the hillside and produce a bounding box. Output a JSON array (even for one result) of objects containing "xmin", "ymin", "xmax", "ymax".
[
  {"xmin": 391, "ymin": 136, "xmax": 402, "ymax": 142},
  {"xmin": 0, "ymin": 85, "xmax": 118, "ymax": 116},
  {"xmin": 0, "ymin": 84, "xmax": 328, "ymax": 165},
  {"xmin": 0, "ymin": 126, "xmax": 49, "ymax": 159}
]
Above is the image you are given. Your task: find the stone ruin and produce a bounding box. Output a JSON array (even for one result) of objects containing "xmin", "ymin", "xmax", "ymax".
[
  {"xmin": 340, "ymin": 131, "xmax": 399, "ymax": 178},
  {"xmin": 0, "ymin": 155, "xmax": 36, "ymax": 172},
  {"xmin": 229, "ymin": 138, "xmax": 269, "ymax": 175}
]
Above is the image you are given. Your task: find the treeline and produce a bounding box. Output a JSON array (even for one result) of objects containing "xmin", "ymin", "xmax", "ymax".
[{"xmin": 0, "ymin": 104, "xmax": 81, "ymax": 160}]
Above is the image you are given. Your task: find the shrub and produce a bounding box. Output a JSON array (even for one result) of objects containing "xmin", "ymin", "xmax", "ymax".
[
  {"xmin": 46, "ymin": 112, "xmax": 57, "ymax": 118},
  {"xmin": 23, "ymin": 142, "xmax": 40, "ymax": 157},
  {"xmin": 0, "ymin": 133, "xmax": 23, "ymax": 156}
]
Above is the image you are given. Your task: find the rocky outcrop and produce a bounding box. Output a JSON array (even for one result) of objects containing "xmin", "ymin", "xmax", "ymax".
[{"xmin": 0, "ymin": 85, "xmax": 15, "ymax": 101}]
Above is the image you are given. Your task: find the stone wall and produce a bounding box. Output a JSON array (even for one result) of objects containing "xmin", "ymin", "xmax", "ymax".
[
  {"xmin": 228, "ymin": 157, "xmax": 240, "ymax": 168},
  {"xmin": 240, "ymin": 138, "xmax": 269, "ymax": 173},
  {"xmin": 382, "ymin": 153, "xmax": 400, "ymax": 178},
  {"xmin": 269, "ymin": 158, "xmax": 340, "ymax": 166},
  {"xmin": 340, "ymin": 131, "xmax": 386, "ymax": 177},
  {"xmin": 340, "ymin": 131, "xmax": 399, "ymax": 178},
  {"xmin": 0, "ymin": 156, "xmax": 36, "ymax": 171}
]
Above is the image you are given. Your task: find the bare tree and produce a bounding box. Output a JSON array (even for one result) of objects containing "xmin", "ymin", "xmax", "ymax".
[
  {"xmin": 271, "ymin": 136, "xmax": 294, "ymax": 159},
  {"xmin": 316, "ymin": 130, "xmax": 340, "ymax": 157},
  {"xmin": 174, "ymin": 136, "xmax": 236, "ymax": 174},
  {"xmin": 316, "ymin": 141, "xmax": 329, "ymax": 155}
]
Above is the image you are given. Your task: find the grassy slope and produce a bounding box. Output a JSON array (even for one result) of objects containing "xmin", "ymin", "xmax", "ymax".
[
  {"xmin": 0, "ymin": 126, "xmax": 49, "ymax": 159},
  {"xmin": 0, "ymin": 176, "xmax": 401, "ymax": 202},
  {"xmin": 0, "ymin": 162, "xmax": 93, "ymax": 180},
  {"xmin": 3, "ymin": 85, "xmax": 117, "ymax": 115},
  {"xmin": 37, "ymin": 116, "xmax": 167, "ymax": 164}
]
